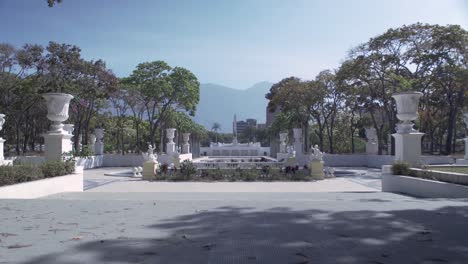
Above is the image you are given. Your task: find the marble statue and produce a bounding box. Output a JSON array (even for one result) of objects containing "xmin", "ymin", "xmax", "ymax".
[{"xmin": 310, "ymin": 144, "xmax": 324, "ymax": 161}]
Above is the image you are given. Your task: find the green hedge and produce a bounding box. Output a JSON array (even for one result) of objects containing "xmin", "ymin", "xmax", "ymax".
[{"xmin": 0, "ymin": 160, "xmax": 75, "ymax": 187}]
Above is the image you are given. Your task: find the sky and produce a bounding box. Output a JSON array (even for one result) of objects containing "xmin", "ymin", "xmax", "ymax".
[{"xmin": 1, "ymin": 0, "xmax": 467, "ymax": 89}]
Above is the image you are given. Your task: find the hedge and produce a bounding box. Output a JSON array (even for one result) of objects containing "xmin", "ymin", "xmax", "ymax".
[{"xmin": 0, "ymin": 160, "xmax": 75, "ymax": 187}]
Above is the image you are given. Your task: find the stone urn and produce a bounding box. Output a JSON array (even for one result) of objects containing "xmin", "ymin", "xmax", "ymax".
[
  {"xmin": 94, "ymin": 129, "xmax": 105, "ymax": 142},
  {"xmin": 43, "ymin": 93, "xmax": 74, "ymax": 132},
  {"xmin": 392, "ymin": 92, "xmax": 423, "ymax": 133},
  {"xmin": 166, "ymin": 128, "xmax": 176, "ymax": 143},
  {"xmin": 182, "ymin": 133, "xmax": 190, "ymax": 144}
]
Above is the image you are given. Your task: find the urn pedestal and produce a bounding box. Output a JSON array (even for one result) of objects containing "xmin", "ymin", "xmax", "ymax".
[
  {"xmin": 309, "ymin": 160, "xmax": 324, "ymax": 179},
  {"xmin": 391, "ymin": 92, "xmax": 424, "ymax": 167},
  {"xmin": 42, "ymin": 93, "xmax": 74, "ymax": 161},
  {"xmin": 365, "ymin": 127, "xmax": 378, "ymax": 155},
  {"xmin": 292, "ymin": 128, "xmax": 303, "ymax": 155},
  {"xmin": 142, "ymin": 160, "xmax": 158, "ymax": 181}
]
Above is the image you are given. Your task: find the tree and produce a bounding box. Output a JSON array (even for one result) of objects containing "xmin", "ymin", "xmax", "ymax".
[
  {"xmin": 211, "ymin": 122, "xmax": 221, "ymax": 142},
  {"xmin": 126, "ymin": 61, "xmax": 200, "ymax": 147}
]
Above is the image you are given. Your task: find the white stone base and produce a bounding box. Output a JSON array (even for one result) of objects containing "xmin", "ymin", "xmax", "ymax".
[
  {"xmin": 43, "ymin": 131, "xmax": 73, "ymax": 161},
  {"xmin": 309, "ymin": 160, "xmax": 324, "ymax": 178},
  {"xmin": 382, "ymin": 174, "xmax": 468, "ymax": 198},
  {"xmin": 142, "ymin": 160, "xmax": 158, "ymax": 181},
  {"xmin": 392, "ymin": 132, "xmax": 424, "ymax": 167}
]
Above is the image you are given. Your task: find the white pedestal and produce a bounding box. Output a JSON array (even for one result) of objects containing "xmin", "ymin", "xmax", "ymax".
[
  {"xmin": 143, "ymin": 160, "xmax": 158, "ymax": 181},
  {"xmin": 366, "ymin": 142, "xmax": 378, "ymax": 154},
  {"xmin": 43, "ymin": 131, "xmax": 73, "ymax": 161},
  {"xmin": 309, "ymin": 160, "xmax": 324, "ymax": 179},
  {"xmin": 392, "ymin": 132, "xmax": 424, "ymax": 168},
  {"xmin": 182, "ymin": 143, "xmax": 190, "ymax": 154},
  {"xmin": 95, "ymin": 141, "xmax": 104, "ymax": 155},
  {"xmin": 166, "ymin": 142, "xmax": 175, "ymax": 154}
]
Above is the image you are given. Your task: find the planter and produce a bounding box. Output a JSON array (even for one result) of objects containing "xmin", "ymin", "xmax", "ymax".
[
  {"xmin": 382, "ymin": 173, "xmax": 468, "ymax": 198},
  {"xmin": 43, "ymin": 93, "xmax": 74, "ymax": 132},
  {"xmin": 392, "ymin": 92, "xmax": 423, "ymax": 133}
]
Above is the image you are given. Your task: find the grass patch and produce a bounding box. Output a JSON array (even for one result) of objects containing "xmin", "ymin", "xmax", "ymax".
[{"xmin": 425, "ymin": 166, "xmax": 468, "ymax": 175}]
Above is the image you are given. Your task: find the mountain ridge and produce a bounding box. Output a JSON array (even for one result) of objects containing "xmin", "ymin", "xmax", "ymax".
[{"xmin": 193, "ymin": 82, "xmax": 273, "ymax": 132}]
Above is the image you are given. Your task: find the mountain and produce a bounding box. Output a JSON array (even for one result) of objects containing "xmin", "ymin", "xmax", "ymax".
[{"xmin": 193, "ymin": 81, "xmax": 273, "ymax": 132}]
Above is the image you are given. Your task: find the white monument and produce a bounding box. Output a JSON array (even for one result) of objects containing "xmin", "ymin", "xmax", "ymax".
[
  {"xmin": 142, "ymin": 144, "xmax": 159, "ymax": 180},
  {"xmin": 42, "ymin": 93, "xmax": 74, "ymax": 161},
  {"xmin": 279, "ymin": 132, "xmax": 288, "ymax": 153},
  {"xmin": 365, "ymin": 127, "xmax": 378, "ymax": 154},
  {"xmin": 89, "ymin": 134, "xmax": 96, "ymax": 154},
  {"xmin": 309, "ymin": 144, "xmax": 325, "ymax": 178},
  {"xmin": 94, "ymin": 128, "xmax": 105, "ymax": 155},
  {"xmin": 392, "ymin": 92, "xmax": 424, "ymax": 167},
  {"xmin": 182, "ymin": 133, "xmax": 191, "ymax": 154}
]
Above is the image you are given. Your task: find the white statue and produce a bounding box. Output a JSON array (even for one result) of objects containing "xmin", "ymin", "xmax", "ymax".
[
  {"xmin": 143, "ymin": 144, "xmax": 158, "ymax": 162},
  {"xmin": 310, "ymin": 144, "xmax": 324, "ymax": 161}
]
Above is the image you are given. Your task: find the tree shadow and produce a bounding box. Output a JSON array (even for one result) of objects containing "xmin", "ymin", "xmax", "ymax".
[{"xmin": 22, "ymin": 204, "xmax": 468, "ymax": 264}]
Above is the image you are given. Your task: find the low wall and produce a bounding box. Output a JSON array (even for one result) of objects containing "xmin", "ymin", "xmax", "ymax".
[
  {"xmin": 322, "ymin": 154, "xmax": 455, "ymax": 168},
  {"xmin": 76, "ymin": 156, "xmax": 104, "ymax": 169},
  {"xmin": 102, "ymin": 154, "xmax": 144, "ymax": 167},
  {"xmin": 0, "ymin": 169, "xmax": 84, "ymax": 199},
  {"xmin": 382, "ymin": 174, "xmax": 468, "ymax": 198}
]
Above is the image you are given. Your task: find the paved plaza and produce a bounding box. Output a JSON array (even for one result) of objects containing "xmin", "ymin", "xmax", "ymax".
[{"xmin": 1, "ymin": 168, "xmax": 468, "ymax": 263}]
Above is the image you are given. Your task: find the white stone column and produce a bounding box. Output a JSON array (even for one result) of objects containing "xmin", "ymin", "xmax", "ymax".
[
  {"xmin": 392, "ymin": 92, "xmax": 424, "ymax": 167},
  {"xmin": 63, "ymin": 124, "xmax": 74, "ymax": 151},
  {"xmin": 42, "ymin": 93, "xmax": 74, "ymax": 161},
  {"xmin": 279, "ymin": 132, "xmax": 288, "ymax": 153},
  {"xmin": 292, "ymin": 128, "xmax": 303, "ymax": 155},
  {"xmin": 182, "ymin": 133, "xmax": 190, "ymax": 154},
  {"xmin": 94, "ymin": 128, "xmax": 104, "ymax": 155},
  {"xmin": 365, "ymin": 127, "xmax": 378, "ymax": 154},
  {"xmin": 166, "ymin": 128, "xmax": 176, "ymax": 154}
]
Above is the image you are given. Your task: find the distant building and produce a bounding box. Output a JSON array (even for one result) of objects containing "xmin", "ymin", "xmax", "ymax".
[
  {"xmin": 257, "ymin": 123, "xmax": 266, "ymax": 129},
  {"xmin": 236, "ymin": 118, "xmax": 257, "ymax": 135}
]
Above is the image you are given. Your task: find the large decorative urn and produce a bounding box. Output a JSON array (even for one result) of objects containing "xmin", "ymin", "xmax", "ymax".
[
  {"xmin": 182, "ymin": 133, "xmax": 191, "ymax": 154},
  {"xmin": 43, "ymin": 93, "xmax": 74, "ymax": 132},
  {"xmin": 392, "ymin": 92, "xmax": 423, "ymax": 133}
]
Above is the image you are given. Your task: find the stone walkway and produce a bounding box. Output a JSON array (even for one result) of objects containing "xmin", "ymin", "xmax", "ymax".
[
  {"xmin": 2, "ymin": 192, "xmax": 468, "ymax": 263},
  {"xmin": 2, "ymin": 167, "xmax": 468, "ymax": 263}
]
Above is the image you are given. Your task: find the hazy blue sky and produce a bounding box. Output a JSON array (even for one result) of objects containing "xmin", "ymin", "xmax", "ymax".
[{"xmin": 1, "ymin": 0, "xmax": 467, "ymax": 89}]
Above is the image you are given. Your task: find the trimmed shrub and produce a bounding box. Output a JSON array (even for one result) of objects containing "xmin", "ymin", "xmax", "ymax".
[
  {"xmin": 392, "ymin": 161, "xmax": 411, "ymax": 176},
  {"xmin": 0, "ymin": 160, "xmax": 75, "ymax": 187}
]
